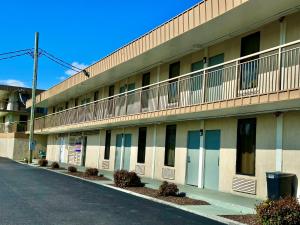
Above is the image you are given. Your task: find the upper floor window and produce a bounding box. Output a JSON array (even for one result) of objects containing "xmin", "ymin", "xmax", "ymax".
[
  {"xmin": 109, "ymin": 85, "xmax": 114, "ymax": 97},
  {"xmin": 94, "ymin": 91, "xmax": 99, "ymax": 101},
  {"xmin": 168, "ymin": 62, "xmax": 180, "ymax": 104},
  {"xmin": 240, "ymin": 32, "xmax": 260, "ymax": 90},
  {"xmin": 141, "ymin": 73, "xmax": 150, "ymax": 110},
  {"xmin": 75, "ymin": 98, "xmax": 79, "ymax": 107}
]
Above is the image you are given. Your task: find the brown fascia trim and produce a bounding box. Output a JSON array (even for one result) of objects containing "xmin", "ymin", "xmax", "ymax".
[{"xmin": 31, "ymin": 0, "xmax": 247, "ymax": 106}]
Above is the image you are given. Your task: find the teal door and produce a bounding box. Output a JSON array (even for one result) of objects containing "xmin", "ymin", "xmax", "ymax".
[
  {"xmin": 186, "ymin": 131, "xmax": 200, "ymax": 186},
  {"xmin": 123, "ymin": 134, "xmax": 132, "ymax": 171},
  {"xmin": 204, "ymin": 130, "xmax": 221, "ymax": 190},
  {"xmin": 114, "ymin": 134, "xmax": 122, "ymax": 170}
]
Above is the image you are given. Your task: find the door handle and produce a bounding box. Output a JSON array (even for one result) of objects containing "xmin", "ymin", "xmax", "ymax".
[{"xmin": 187, "ymin": 156, "xmax": 191, "ymax": 163}]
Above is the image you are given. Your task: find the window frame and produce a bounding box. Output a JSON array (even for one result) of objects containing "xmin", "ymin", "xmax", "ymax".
[
  {"xmin": 137, "ymin": 127, "xmax": 147, "ymax": 164},
  {"xmin": 164, "ymin": 125, "xmax": 177, "ymax": 167},
  {"xmin": 104, "ymin": 130, "xmax": 111, "ymax": 160},
  {"xmin": 236, "ymin": 118, "xmax": 257, "ymax": 176}
]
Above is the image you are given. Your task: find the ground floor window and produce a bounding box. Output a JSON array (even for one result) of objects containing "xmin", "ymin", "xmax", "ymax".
[
  {"xmin": 236, "ymin": 118, "xmax": 256, "ymax": 176},
  {"xmin": 104, "ymin": 130, "xmax": 111, "ymax": 160},
  {"xmin": 137, "ymin": 127, "xmax": 147, "ymax": 163},
  {"xmin": 164, "ymin": 125, "xmax": 176, "ymax": 167}
]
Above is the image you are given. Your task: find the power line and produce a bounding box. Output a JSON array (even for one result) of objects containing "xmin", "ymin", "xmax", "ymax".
[
  {"xmin": 40, "ymin": 49, "xmax": 90, "ymax": 77},
  {"xmin": 0, "ymin": 47, "xmax": 90, "ymax": 77},
  {"xmin": 40, "ymin": 49, "xmax": 84, "ymax": 71},
  {"xmin": 42, "ymin": 53, "xmax": 81, "ymax": 72},
  {"xmin": 0, "ymin": 48, "xmax": 32, "ymax": 56},
  {"xmin": 0, "ymin": 52, "xmax": 31, "ymax": 61}
]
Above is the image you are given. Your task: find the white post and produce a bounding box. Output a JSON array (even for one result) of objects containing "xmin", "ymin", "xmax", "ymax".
[
  {"xmin": 280, "ymin": 18, "xmax": 286, "ymax": 45},
  {"xmin": 156, "ymin": 65, "xmax": 160, "ymax": 110},
  {"xmin": 120, "ymin": 128, "xmax": 125, "ymax": 170},
  {"xmin": 67, "ymin": 133, "xmax": 70, "ymax": 164},
  {"xmin": 97, "ymin": 130, "xmax": 101, "ymax": 169},
  {"xmin": 151, "ymin": 124, "xmax": 157, "ymax": 179},
  {"xmin": 198, "ymin": 120, "xmax": 205, "ymax": 188},
  {"xmin": 275, "ymin": 113, "xmax": 283, "ymax": 172}
]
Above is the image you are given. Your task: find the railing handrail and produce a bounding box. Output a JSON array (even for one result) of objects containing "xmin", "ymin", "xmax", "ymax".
[{"xmin": 36, "ymin": 39, "xmax": 300, "ymax": 120}]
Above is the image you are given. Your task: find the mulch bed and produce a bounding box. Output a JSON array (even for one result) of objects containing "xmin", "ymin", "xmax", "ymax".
[
  {"xmin": 222, "ymin": 214, "xmax": 259, "ymax": 225},
  {"xmin": 112, "ymin": 185, "xmax": 209, "ymax": 205},
  {"xmin": 66, "ymin": 171, "xmax": 110, "ymax": 181}
]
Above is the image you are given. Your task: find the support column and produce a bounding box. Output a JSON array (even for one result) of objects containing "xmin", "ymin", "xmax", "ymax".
[
  {"xmin": 97, "ymin": 130, "xmax": 101, "ymax": 169},
  {"xmin": 279, "ymin": 17, "xmax": 286, "ymax": 45},
  {"xmin": 156, "ymin": 65, "xmax": 161, "ymax": 110},
  {"xmin": 198, "ymin": 120, "xmax": 205, "ymax": 188},
  {"xmin": 275, "ymin": 113, "xmax": 283, "ymax": 172},
  {"xmin": 120, "ymin": 128, "xmax": 125, "ymax": 170},
  {"xmin": 151, "ymin": 124, "xmax": 157, "ymax": 179}
]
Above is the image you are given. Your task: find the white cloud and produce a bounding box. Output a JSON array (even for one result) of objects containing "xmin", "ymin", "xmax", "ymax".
[
  {"xmin": 65, "ymin": 62, "xmax": 88, "ymax": 76},
  {"xmin": 57, "ymin": 76, "xmax": 66, "ymax": 81},
  {"xmin": 0, "ymin": 79, "xmax": 26, "ymax": 87}
]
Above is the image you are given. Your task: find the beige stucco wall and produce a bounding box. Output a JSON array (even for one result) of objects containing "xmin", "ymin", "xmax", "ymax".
[
  {"xmin": 48, "ymin": 11, "xmax": 300, "ymax": 111},
  {"xmin": 0, "ymin": 133, "xmax": 46, "ymax": 160},
  {"xmin": 282, "ymin": 111, "xmax": 300, "ymax": 198},
  {"xmin": 44, "ymin": 110, "xmax": 300, "ymax": 199},
  {"xmin": 85, "ymin": 133, "xmax": 100, "ymax": 168},
  {"xmin": 46, "ymin": 134, "xmax": 60, "ymax": 162}
]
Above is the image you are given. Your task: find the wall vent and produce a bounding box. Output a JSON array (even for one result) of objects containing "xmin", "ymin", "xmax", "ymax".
[
  {"xmin": 232, "ymin": 177, "xmax": 256, "ymax": 195},
  {"xmin": 102, "ymin": 161, "xmax": 109, "ymax": 170},
  {"xmin": 162, "ymin": 167, "xmax": 175, "ymax": 180},
  {"xmin": 135, "ymin": 164, "xmax": 145, "ymax": 175}
]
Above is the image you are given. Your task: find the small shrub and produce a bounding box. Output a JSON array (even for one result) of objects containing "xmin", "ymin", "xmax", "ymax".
[
  {"xmin": 256, "ymin": 197, "xmax": 300, "ymax": 225},
  {"xmin": 38, "ymin": 159, "xmax": 48, "ymax": 167},
  {"xmin": 85, "ymin": 168, "xmax": 99, "ymax": 176},
  {"xmin": 158, "ymin": 181, "xmax": 179, "ymax": 197},
  {"xmin": 23, "ymin": 158, "xmax": 28, "ymax": 163},
  {"xmin": 50, "ymin": 162, "xmax": 60, "ymax": 169},
  {"xmin": 68, "ymin": 166, "xmax": 77, "ymax": 173},
  {"xmin": 114, "ymin": 170, "xmax": 143, "ymax": 188}
]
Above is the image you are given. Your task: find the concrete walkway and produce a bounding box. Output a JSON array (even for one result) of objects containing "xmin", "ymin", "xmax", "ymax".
[{"xmin": 52, "ymin": 162, "xmax": 261, "ymax": 218}]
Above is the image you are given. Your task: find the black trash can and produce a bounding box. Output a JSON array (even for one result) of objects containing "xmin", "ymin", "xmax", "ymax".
[{"xmin": 266, "ymin": 172, "xmax": 296, "ymax": 200}]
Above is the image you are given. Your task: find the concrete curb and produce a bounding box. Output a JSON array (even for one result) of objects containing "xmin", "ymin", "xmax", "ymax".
[{"xmin": 15, "ymin": 161, "xmax": 247, "ymax": 225}]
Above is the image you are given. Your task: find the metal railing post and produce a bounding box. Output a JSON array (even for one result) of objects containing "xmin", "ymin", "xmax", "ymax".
[
  {"xmin": 235, "ymin": 60, "xmax": 240, "ymax": 98},
  {"xmin": 277, "ymin": 46, "xmax": 282, "ymax": 91},
  {"xmin": 202, "ymin": 69, "xmax": 207, "ymax": 103}
]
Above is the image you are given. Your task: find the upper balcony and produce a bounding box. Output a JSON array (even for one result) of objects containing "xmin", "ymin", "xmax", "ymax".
[
  {"xmin": 0, "ymin": 100, "xmax": 27, "ymax": 112},
  {"xmin": 0, "ymin": 122, "xmax": 27, "ymax": 133},
  {"xmin": 32, "ymin": 40, "xmax": 300, "ymax": 133},
  {"xmin": 26, "ymin": 0, "xmax": 300, "ymax": 109}
]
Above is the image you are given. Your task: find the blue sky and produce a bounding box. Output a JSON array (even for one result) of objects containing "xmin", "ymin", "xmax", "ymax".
[{"xmin": 0, "ymin": 0, "xmax": 200, "ymax": 90}]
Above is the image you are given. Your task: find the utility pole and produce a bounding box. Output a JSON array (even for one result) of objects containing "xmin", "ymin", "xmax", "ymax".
[{"xmin": 29, "ymin": 32, "xmax": 39, "ymax": 163}]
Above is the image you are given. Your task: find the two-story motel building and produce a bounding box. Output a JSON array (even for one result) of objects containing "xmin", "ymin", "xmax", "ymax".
[{"xmin": 27, "ymin": 0, "xmax": 300, "ymax": 198}]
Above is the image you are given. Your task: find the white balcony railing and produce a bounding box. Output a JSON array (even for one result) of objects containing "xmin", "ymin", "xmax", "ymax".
[
  {"xmin": 33, "ymin": 40, "xmax": 300, "ymax": 130},
  {"xmin": 0, "ymin": 122, "xmax": 28, "ymax": 133}
]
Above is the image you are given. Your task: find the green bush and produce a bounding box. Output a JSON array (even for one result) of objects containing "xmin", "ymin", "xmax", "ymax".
[
  {"xmin": 114, "ymin": 170, "xmax": 143, "ymax": 188},
  {"xmin": 50, "ymin": 162, "xmax": 60, "ymax": 169},
  {"xmin": 158, "ymin": 181, "xmax": 179, "ymax": 197},
  {"xmin": 256, "ymin": 197, "xmax": 300, "ymax": 225},
  {"xmin": 38, "ymin": 159, "xmax": 48, "ymax": 167},
  {"xmin": 68, "ymin": 166, "xmax": 77, "ymax": 173},
  {"xmin": 85, "ymin": 168, "xmax": 99, "ymax": 176}
]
